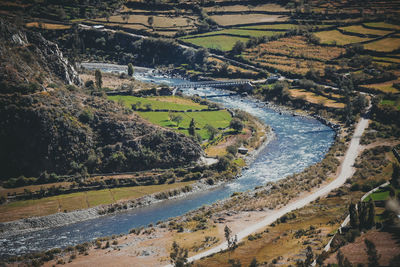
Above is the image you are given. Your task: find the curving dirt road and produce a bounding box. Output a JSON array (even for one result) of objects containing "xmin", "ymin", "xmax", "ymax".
[{"xmin": 168, "ymin": 116, "xmax": 370, "ymax": 266}]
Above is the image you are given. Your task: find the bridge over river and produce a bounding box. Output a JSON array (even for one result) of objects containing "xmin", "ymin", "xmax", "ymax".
[{"xmin": 174, "ymin": 79, "xmax": 252, "ymax": 88}]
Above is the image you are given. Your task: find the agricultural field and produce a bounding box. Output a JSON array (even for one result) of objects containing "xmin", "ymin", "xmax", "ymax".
[
  {"xmin": 25, "ymin": 22, "xmax": 71, "ymax": 30},
  {"xmin": 289, "ymin": 89, "xmax": 345, "ymax": 108},
  {"xmin": 363, "ymin": 187, "xmax": 400, "ymax": 201},
  {"xmin": 209, "ymin": 14, "xmax": 288, "ymax": 26},
  {"xmin": 204, "ymin": 3, "xmax": 289, "ymax": 13},
  {"xmin": 364, "ymin": 37, "xmax": 400, "ymax": 52},
  {"xmin": 183, "ymin": 28, "xmax": 286, "ymax": 39},
  {"xmin": 373, "ymin": 56, "xmax": 400, "ymax": 64},
  {"xmin": 339, "ymin": 25, "xmax": 394, "ymax": 36},
  {"xmin": 138, "ymin": 110, "xmax": 232, "ymax": 139},
  {"xmin": 245, "ymin": 36, "xmax": 345, "ymax": 61},
  {"xmin": 183, "ymin": 35, "xmax": 249, "ymax": 51},
  {"xmin": 315, "ymin": 30, "xmax": 373, "ymax": 45},
  {"xmin": 0, "ymin": 182, "xmax": 194, "ymax": 222},
  {"xmin": 362, "ymin": 79, "xmax": 400, "ymax": 94},
  {"xmin": 107, "ymin": 95, "xmax": 208, "ymax": 111},
  {"xmin": 363, "ymin": 22, "xmax": 400, "ymax": 31},
  {"xmin": 238, "ymin": 23, "xmax": 297, "ymax": 30},
  {"xmin": 380, "ymin": 99, "xmax": 400, "ymax": 110}
]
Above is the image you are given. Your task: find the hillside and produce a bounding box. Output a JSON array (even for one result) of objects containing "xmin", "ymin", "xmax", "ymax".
[{"xmin": 0, "ymin": 19, "xmax": 202, "ymax": 180}]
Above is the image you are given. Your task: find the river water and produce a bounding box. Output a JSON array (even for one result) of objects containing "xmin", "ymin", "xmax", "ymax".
[{"xmin": 0, "ymin": 67, "xmax": 335, "ymax": 257}]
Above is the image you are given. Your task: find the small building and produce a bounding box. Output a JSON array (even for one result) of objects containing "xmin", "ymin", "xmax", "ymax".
[{"xmin": 238, "ymin": 147, "xmax": 248, "ymax": 155}]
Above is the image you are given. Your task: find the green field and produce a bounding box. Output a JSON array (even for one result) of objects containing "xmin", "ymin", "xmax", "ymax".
[
  {"xmin": 381, "ymin": 99, "xmax": 400, "ymax": 110},
  {"xmin": 108, "ymin": 95, "xmax": 207, "ymax": 111},
  {"xmin": 339, "ymin": 25, "xmax": 393, "ymax": 36},
  {"xmin": 182, "ymin": 35, "xmax": 249, "ymax": 51},
  {"xmin": 364, "ymin": 188, "xmax": 400, "ymax": 202},
  {"xmin": 138, "ymin": 110, "xmax": 232, "ymax": 139},
  {"xmin": 315, "ymin": 30, "xmax": 372, "ymax": 45}
]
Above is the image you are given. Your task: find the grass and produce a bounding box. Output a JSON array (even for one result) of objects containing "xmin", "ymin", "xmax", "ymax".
[
  {"xmin": 339, "ymin": 25, "xmax": 393, "ymax": 36},
  {"xmin": 289, "ymin": 89, "xmax": 345, "ymax": 108},
  {"xmin": 363, "ymin": 80, "xmax": 400, "ymax": 94},
  {"xmin": 96, "ymin": 14, "xmax": 195, "ymax": 28},
  {"xmin": 380, "ymin": 99, "xmax": 400, "ymax": 110},
  {"xmin": 0, "ymin": 182, "xmax": 194, "ymax": 222},
  {"xmin": 238, "ymin": 24, "xmax": 297, "ymax": 30},
  {"xmin": 373, "ymin": 56, "xmax": 400, "ymax": 64},
  {"xmin": 364, "ymin": 37, "xmax": 400, "ymax": 52},
  {"xmin": 204, "ymin": 3, "xmax": 288, "ymax": 12},
  {"xmin": 363, "ymin": 22, "xmax": 400, "ymax": 31},
  {"xmin": 209, "ymin": 14, "xmax": 288, "ymax": 26},
  {"xmin": 183, "ymin": 29, "xmax": 286, "ymax": 39},
  {"xmin": 183, "ymin": 35, "xmax": 249, "ymax": 51},
  {"xmin": 315, "ymin": 30, "xmax": 372, "ymax": 45},
  {"xmin": 363, "ymin": 188, "xmax": 400, "ymax": 202},
  {"xmin": 137, "ymin": 110, "xmax": 232, "ymax": 139},
  {"xmin": 108, "ymin": 95, "xmax": 207, "ymax": 111},
  {"xmin": 25, "ymin": 22, "xmax": 71, "ymax": 30}
]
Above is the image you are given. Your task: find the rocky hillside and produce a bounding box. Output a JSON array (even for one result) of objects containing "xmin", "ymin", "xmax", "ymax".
[{"xmin": 0, "ymin": 19, "xmax": 202, "ymax": 179}]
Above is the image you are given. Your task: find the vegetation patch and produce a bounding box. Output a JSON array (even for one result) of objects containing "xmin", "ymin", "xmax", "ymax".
[
  {"xmin": 0, "ymin": 182, "xmax": 194, "ymax": 222},
  {"xmin": 209, "ymin": 14, "xmax": 288, "ymax": 26},
  {"xmin": 339, "ymin": 25, "xmax": 393, "ymax": 36},
  {"xmin": 289, "ymin": 89, "xmax": 345, "ymax": 108},
  {"xmin": 363, "ymin": 22, "xmax": 400, "ymax": 31},
  {"xmin": 364, "ymin": 37, "xmax": 400, "ymax": 52},
  {"xmin": 108, "ymin": 95, "xmax": 208, "ymax": 111},
  {"xmin": 183, "ymin": 35, "xmax": 249, "ymax": 51},
  {"xmin": 315, "ymin": 30, "xmax": 373, "ymax": 45}
]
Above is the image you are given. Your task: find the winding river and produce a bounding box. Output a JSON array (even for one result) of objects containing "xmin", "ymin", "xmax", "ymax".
[{"xmin": 0, "ymin": 67, "xmax": 335, "ymax": 257}]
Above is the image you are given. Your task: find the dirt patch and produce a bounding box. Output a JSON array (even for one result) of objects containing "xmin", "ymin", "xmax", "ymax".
[{"xmin": 325, "ymin": 229, "xmax": 400, "ymax": 266}]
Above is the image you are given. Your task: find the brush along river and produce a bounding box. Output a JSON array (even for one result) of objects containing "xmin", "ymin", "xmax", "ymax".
[{"xmin": 0, "ymin": 66, "xmax": 335, "ymax": 257}]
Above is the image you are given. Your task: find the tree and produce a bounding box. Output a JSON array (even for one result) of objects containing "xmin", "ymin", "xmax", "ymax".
[
  {"xmin": 358, "ymin": 201, "xmax": 368, "ymax": 230},
  {"xmin": 169, "ymin": 113, "xmax": 183, "ymax": 126},
  {"xmin": 188, "ymin": 118, "xmax": 195, "ymax": 136},
  {"xmin": 224, "ymin": 225, "xmax": 232, "ymax": 248},
  {"xmin": 228, "ymin": 259, "xmax": 241, "ymax": 267},
  {"xmin": 204, "ymin": 124, "xmax": 218, "ymax": 140},
  {"xmin": 230, "ymin": 118, "xmax": 244, "ymax": 132},
  {"xmin": 170, "ymin": 241, "xmax": 188, "ymax": 267},
  {"xmin": 305, "ymin": 246, "xmax": 314, "ymax": 266},
  {"xmin": 367, "ymin": 198, "xmax": 375, "ymax": 229},
  {"xmin": 231, "ymin": 40, "xmax": 245, "ymax": 55},
  {"xmin": 128, "ymin": 63, "xmax": 134, "ymax": 77},
  {"xmin": 337, "ymin": 249, "xmax": 352, "ymax": 267},
  {"xmin": 249, "ymin": 258, "xmax": 258, "ymax": 267},
  {"xmin": 95, "ymin": 69, "xmax": 102, "ymax": 89},
  {"xmin": 349, "ymin": 202, "xmax": 359, "ymax": 229},
  {"xmin": 148, "ymin": 16, "xmax": 154, "ymax": 29},
  {"xmin": 391, "ymin": 163, "xmax": 400, "ymax": 189},
  {"xmin": 365, "ymin": 239, "xmax": 380, "ymax": 267}
]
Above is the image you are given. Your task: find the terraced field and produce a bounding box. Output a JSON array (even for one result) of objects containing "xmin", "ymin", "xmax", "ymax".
[
  {"xmin": 363, "ymin": 22, "xmax": 400, "ymax": 31},
  {"xmin": 339, "ymin": 25, "xmax": 393, "ymax": 36},
  {"xmin": 183, "ymin": 29, "xmax": 286, "ymax": 39},
  {"xmin": 315, "ymin": 30, "xmax": 373, "ymax": 45},
  {"xmin": 289, "ymin": 89, "xmax": 345, "ymax": 108},
  {"xmin": 209, "ymin": 14, "xmax": 288, "ymax": 26},
  {"xmin": 364, "ymin": 37, "xmax": 400, "ymax": 52},
  {"xmin": 183, "ymin": 35, "xmax": 249, "ymax": 51}
]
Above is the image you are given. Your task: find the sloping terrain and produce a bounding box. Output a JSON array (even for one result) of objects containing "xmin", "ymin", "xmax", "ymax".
[{"xmin": 0, "ymin": 19, "xmax": 202, "ymax": 179}]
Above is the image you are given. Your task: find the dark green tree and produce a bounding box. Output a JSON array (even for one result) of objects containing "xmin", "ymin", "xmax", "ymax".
[
  {"xmin": 188, "ymin": 118, "xmax": 195, "ymax": 136},
  {"xmin": 367, "ymin": 198, "xmax": 375, "ymax": 229},
  {"xmin": 249, "ymin": 257, "xmax": 258, "ymax": 267},
  {"xmin": 305, "ymin": 246, "xmax": 314, "ymax": 266},
  {"xmin": 228, "ymin": 259, "xmax": 241, "ymax": 267},
  {"xmin": 230, "ymin": 118, "xmax": 244, "ymax": 132},
  {"xmin": 349, "ymin": 202, "xmax": 359, "ymax": 229},
  {"xmin": 95, "ymin": 69, "xmax": 102, "ymax": 89},
  {"xmin": 205, "ymin": 124, "xmax": 218, "ymax": 140},
  {"xmin": 170, "ymin": 241, "xmax": 188, "ymax": 267},
  {"xmin": 224, "ymin": 225, "xmax": 232, "ymax": 248},
  {"xmin": 391, "ymin": 163, "xmax": 400, "ymax": 188},
  {"xmin": 365, "ymin": 239, "xmax": 380, "ymax": 267},
  {"xmin": 128, "ymin": 63, "xmax": 134, "ymax": 77},
  {"xmin": 231, "ymin": 40, "xmax": 245, "ymax": 55}
]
